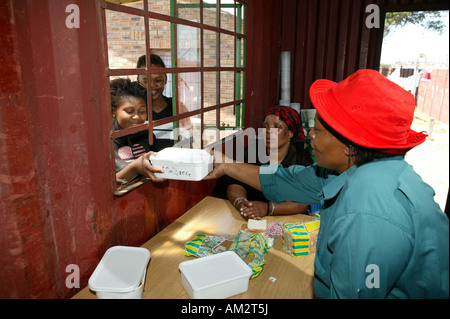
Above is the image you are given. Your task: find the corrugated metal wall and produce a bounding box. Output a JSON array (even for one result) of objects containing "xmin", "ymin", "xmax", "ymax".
[
  {"xmin": 288, "ymin": 0, "xmax": 381, "ymax": 109},
  {"xmin": 244, "ymin": 0, "xmax": 449, "ymax": 129},
  {"xmin": 245, "ymin": 0, "xmax": 383, "ymax": 129},
  {"xmin": 417, "ymin": 69, "xmax": 449, "ymax": 124}
]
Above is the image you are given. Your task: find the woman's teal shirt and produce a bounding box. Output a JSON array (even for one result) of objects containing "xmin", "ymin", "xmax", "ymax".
[{"xmin": 259, "ymin": 156, "xmax": 449, "ymax": 298}]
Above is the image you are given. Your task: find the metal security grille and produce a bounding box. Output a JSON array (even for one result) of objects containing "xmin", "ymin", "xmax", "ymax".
[{"xmin": 102, "ymin": 0, "xmax": 247, "ymax": 149}]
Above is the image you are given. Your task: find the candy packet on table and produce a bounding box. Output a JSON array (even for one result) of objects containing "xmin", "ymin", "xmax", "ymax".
[
  {"xmin": 184, "ymin": 231, "xmax": 273, "ymax": 279},
  {"xmin": 282, "ymin": 218, "xmax": 320, "ymax": 257},
  {"xmin": 266, "ymin": 221, "xmax": 284, "ymax": 238},
  {"xmin": 184, "ymin": 234, "xmax": 232, "ymax": 258},
  {"xmin": 229, "ymin": 230, "xmax": 273, "ymax": 279}
]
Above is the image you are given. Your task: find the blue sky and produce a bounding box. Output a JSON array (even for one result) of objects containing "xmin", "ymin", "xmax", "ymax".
[{"xmin": 380, "ymin": 11, "xmax": 449, "ymax": 66}]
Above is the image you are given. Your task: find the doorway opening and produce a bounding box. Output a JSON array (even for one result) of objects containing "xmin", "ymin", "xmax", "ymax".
[{"xmin": 380, "ymin": 10, "xmax": 449, "ymax": 212}]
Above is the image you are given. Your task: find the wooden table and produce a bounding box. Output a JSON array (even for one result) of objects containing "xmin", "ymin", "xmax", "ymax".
[{"xmin": 73, "ymin": 196, "xmax": 316, "ymax": 299}]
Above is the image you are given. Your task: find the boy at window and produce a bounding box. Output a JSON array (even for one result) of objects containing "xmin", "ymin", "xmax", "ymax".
[
  {"xmin": 111, "ymin": 78, "xmax": 164, "ymax": 183},
  {"xmin": 136, "ymin": 54, "xmax": 192, "ymax": 150}
]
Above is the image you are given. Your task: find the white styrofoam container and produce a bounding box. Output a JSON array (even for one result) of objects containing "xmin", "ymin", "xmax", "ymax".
[
  {"xmin": 88, "ymin": 246, "xmax": 150, "ymax": 299},
  {"xmin": 179, "ymin": 251, "xmax": 252, "ymax": 299},
  {"xmin": 150, "ymin": 147, "xmax": 213, "ymax": 181}
]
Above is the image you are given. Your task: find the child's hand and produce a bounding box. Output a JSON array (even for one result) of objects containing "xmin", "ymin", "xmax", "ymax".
[{"xmin": 140, "ymin": 152, "xmax": 166, "ymax": 182}]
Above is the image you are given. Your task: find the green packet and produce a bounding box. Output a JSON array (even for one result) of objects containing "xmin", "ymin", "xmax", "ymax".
[
  {"xmin": 184, "ymin": 233, "xmax": 230, "ymax": 258},
  {"xmin": 184, "ymin": 230, "xmax": 273, "ymax": 278}
]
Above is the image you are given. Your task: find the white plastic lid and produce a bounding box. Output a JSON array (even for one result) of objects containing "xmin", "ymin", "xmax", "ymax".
[
  {"xmin": 179, "ymin": 251, "xmax": 252, "ymax": 291},
  {"xmin": 88, "ymin": 246, "xmax": 151, "ymax": 293},
  {"xmin": 150, "ymin": 147, "xmax": 211, "ymax": 164}
]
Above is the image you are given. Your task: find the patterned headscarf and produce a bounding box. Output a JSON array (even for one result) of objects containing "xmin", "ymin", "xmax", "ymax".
[{"xmin": 264, "ymin": 106, "xmax": 306, "ymax": 140}]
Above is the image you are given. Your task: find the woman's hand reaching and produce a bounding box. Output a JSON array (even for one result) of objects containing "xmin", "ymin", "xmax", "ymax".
[{"xmin": 203, "ymin": 149, "xmax": 233, "ymax": 180}]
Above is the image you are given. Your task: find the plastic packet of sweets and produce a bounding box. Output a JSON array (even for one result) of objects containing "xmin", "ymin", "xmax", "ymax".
[
  {"xmin": 229, "ymin": 230, "xmax": 273, "ymax": 278},
  {"xmin": 184, "ymin": 234, "xmax": 232, "ymax": 258},
  {"xmin": 184, "ymin": 231, "xmax": 273, "ymax": 279},
  {"xmin": 282, "ymin": 218, "xmax": 320, "ymax": 257}
]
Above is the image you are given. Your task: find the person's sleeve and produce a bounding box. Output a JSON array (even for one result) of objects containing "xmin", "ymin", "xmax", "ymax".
[
  {"xmin": 327, "ymin": 212, "xmax": 413, "ymax": 299},
  {"xmin": 259, "ymin": 164, "xmax": 325, "ymax": 205}
]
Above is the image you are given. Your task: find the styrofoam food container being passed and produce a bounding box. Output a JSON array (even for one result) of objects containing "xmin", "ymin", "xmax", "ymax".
[
  {"xmin": 150, "ymin": 147, "xmax": 213, "ymax": 181},
  {"xmin": 179, "ymin": 251, "xmax": 252, "ymax": 299},
  {"xmin": 88, "ymin": 246, "xmax": 150, "ymax": 299}
]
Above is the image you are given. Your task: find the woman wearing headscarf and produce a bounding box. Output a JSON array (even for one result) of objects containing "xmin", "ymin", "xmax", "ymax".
[
  {"xmin": 227, "ymin": 105, "xmax": 314, "ymax": 220},
  {"xmin": 205, "ymin": 69, "xmax": 449, "ymax": 299}
]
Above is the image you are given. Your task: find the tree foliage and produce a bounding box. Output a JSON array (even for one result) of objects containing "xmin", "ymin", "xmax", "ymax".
[{"xmin": 384, "ymin": 11, "xmax": 445, "ymax": 36}]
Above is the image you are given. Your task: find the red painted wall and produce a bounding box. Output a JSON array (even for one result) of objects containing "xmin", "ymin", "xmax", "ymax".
[{"xmin": 0, "ymin": 0, "xmax": 215, "ymax": 298}]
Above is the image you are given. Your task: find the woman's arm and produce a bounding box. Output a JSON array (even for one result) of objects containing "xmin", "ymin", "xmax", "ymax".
[
  {"xmin": 238, "ymin": 199, "xmax": 308, "ymax": 220},
  {"xmin": 268, "ymin": 201, "xmax": 308, "ymax": 216},
  {"xmin": 228, "ymin": 181, "xmax": 308, "ymax": 219},
  {"xmin": 227, "ymin": 183, "xmax": 248, "ymax": 209},
  {"xmin": 204, "ymin": 152, "xmax": 262, "ymax": 190}
]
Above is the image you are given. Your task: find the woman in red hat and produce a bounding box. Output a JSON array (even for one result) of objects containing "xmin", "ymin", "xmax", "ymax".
[{"xmin": 205, "ymin": 69, "xmax": 449, "ymax": 299}]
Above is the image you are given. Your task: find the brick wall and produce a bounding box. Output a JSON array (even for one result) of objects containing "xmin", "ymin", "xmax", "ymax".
[{"xmin": 417, "ymin": 69, "xmax": 449, "ymax": 125}]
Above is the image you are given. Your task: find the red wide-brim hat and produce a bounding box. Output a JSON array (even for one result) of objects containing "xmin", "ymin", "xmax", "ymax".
[{"xmin": 309, "ymin": 69, "xmax": 427, "ymax": 153}]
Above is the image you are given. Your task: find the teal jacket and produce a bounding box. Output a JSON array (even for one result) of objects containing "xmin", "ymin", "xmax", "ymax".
[{"xmin": 260, "ymin": 156, "xmax": 449, "ymax": 298}]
